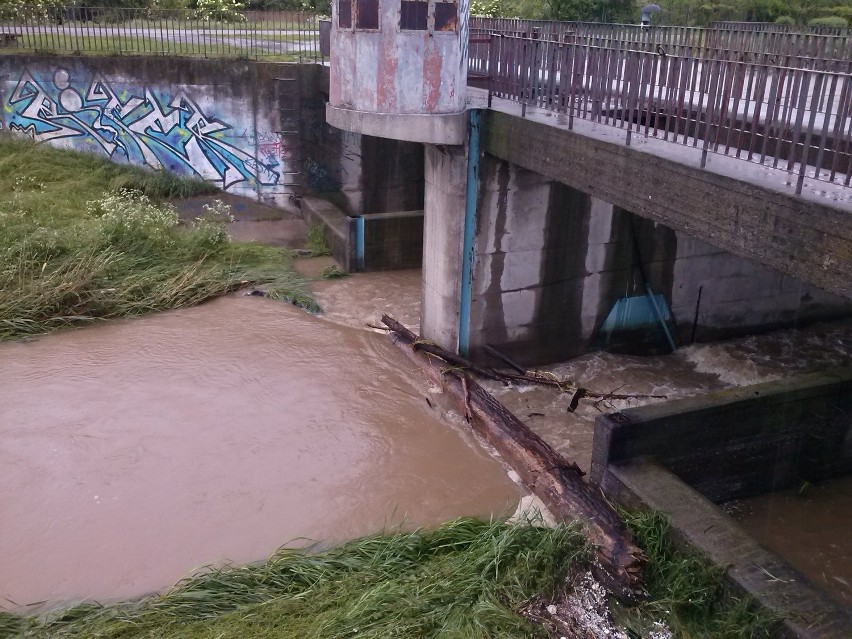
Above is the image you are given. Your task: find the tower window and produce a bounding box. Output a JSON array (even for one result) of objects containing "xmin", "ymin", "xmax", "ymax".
[
  {"xmin": 399, "ymin": 0, "xmax": 457, "ymax": 33},
  {"xmin": 356, "ymin": 0, "xmax": 379, "ymax": 29},
  {"xmin": 434, "ymin": 0, "xmax": 457, "ymax": 31},
  {"xmin": 338, "ymin": 0, "xmax": 351, "ymax": 28},
  {"xmin": 400, "ymin": 0, "xmax": 428, "ymax": 30}
]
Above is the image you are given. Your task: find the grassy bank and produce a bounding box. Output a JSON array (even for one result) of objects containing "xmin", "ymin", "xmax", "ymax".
[
  {"xmin": 0, "ymin": 513, "xmax": 777, "ymax": 639},
  {"xmin": 0, "ymin": 518, "xmax": 589, "ymax": 638},
  {"xmin": 621, "ymin": 511, "xmax": 776, "ymax": 639},
  {"xmin": 0, "ymin": 138, "xmax": 316, "ymax": 339}
]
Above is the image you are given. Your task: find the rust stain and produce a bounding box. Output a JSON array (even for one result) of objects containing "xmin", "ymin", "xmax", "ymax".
[
  {"xmin": 377, "ymin": 31, "xmax": 398, "ymax": 111},
  {"xmin": 423, "ymin": 41, "xmax": 442, "ymax": 111}
]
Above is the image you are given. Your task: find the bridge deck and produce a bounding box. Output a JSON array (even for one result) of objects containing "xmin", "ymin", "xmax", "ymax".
[{"xmin": 468, "ymin": 87, "xmax": 852, "ymax": 212}]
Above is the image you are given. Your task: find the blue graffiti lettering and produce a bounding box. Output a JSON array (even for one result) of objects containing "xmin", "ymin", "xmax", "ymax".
[{"xmin": 4, "ymin": 68, "xmax": 281, "ymax": 190}]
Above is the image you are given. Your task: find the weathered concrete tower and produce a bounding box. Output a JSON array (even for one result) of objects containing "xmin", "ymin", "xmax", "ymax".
[
  {"xmin": 326, "ymin": 0, "xmax": 469, "ymax": 144},
  {"xmin": 326, "ymin": 0, "xmax": 476, "ymax": 357}
]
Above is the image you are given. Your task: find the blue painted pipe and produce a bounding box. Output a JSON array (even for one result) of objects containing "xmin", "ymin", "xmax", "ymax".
[
  {"xmin": 354, "ymin": 215, "xmax": 365, "ymax": 272},
  {"xmin": 458, "ymin": 110, "xmax": 481, "ymax": 357}
]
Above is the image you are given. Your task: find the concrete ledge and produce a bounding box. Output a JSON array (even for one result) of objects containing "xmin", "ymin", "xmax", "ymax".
[
  {"xmin": 602, "ymin": 461, "xmax": 852, "ymax": 639},
  {"xmin": 326, "ymin": 104, "xmax": 466, "ymax": 145},
  {"xmin": 592, "ymin": 369, "xmax": 852, "ymax": 501},
  {"xmin": 301, "ymin": 196, "xmax": 355, "ymax": 272},
  {"xmin": 301, "ymin": 198, "xmax": 425, "ymax": 272}
]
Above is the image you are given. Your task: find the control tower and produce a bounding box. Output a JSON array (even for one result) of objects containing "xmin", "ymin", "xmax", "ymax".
[{"xmin": 326, "ymin": 0, "xmax": 469, "ymax": 144}]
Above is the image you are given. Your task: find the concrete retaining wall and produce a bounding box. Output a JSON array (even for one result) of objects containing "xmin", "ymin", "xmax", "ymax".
[
  {"xmin": 0, "ymin": 56, "xmax": 298, "ymax": 207},
  {"xmin": 591, "ymin": 369, "xmax": 852, "ymax": 502},
  {"xmin": 591, "ymin": 371, "xmax": 852, "ymax": 638},
  {"xmin": 0, "ymin": 57, "xmax": 425, "ymax": 219}
]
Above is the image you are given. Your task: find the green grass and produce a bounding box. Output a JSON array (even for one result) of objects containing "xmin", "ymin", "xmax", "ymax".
[
  {"xmin": 620, "ymin": 511, "xmax": 779, "ymax": 639},
  {"xmin": 0, "ymin": 511, "xmax": 784, "ymax": 639},
  {"xmin": 0, "ymin": 518, "xmax": 589, "ymax": 639},
  {"xmin": 320, "ymin": 264, "xmax": 347, "ymax": 279},
  {"xmin": 0, "ymin": 33, "xmax": 314, "ymax": 59},
  {"xmin": 0, "ymin": 138, "xmax": 317, "ymax": 339},
  {"xmin": 305, "ymin": 223, "xmax": 331, "ymax": 257}
]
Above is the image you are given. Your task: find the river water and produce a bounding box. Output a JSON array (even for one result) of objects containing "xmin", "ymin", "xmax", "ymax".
[
  {"xmin": 2, "ymin": 262, "xmax": 850, "ymax": 610},
  {"xmin": 307, "ymin": 266, "xmax": 852, "ymax": 606},
  {"xmin": 0, "ymin": 295, "xmax": 524, "ymax": 609}
]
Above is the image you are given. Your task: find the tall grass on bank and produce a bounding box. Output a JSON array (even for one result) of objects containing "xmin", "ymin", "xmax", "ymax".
[
  {"xmin": 621, "ymin": 511, "xmax": 778, "ymax": 639},
  {"xmin": 0, "ymin": 140, "xmax": 317, "ymax": 338},
  {"xmin": 0, "ymin": 518, "xmax": 589, "ymax": 639}
]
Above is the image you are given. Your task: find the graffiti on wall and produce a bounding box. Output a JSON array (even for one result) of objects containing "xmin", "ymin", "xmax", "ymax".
[{"xmin": 2, "ymin": 69, "xmax": 282, "ymax": 190}]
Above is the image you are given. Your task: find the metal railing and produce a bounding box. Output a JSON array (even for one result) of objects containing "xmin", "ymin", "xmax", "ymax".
[
  {"xmin": 470, "ymin": 18, "xmax": 852, "ymax": 65},
  {"xmin": 483, "ymin": 34, "xmax": 852, "ymax": 191},
  {"xmin": 712, "ymin": 21, "xmax": 852, "ymax": 36},
  {"xmin": 0, "ymin": 6, "xmax": 322, "ymax": 60}
]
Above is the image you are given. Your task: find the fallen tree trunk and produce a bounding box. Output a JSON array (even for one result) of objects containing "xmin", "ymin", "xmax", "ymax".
[{"xmin": 382, "ymin": 315, "xmax": 645, "ymax": 602}]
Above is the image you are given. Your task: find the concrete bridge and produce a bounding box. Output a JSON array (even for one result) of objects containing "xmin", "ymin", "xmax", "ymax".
[
  {"xmin": 1, "ymin": 23, "xmax": 850, "ymax": 365},
  {"xmin": 413, "ymin": 92, "xmax": 851, "ymax": 365},
  {"xmin": 324, "ymin": 21, "xmax": 851, "ymax": 365}
]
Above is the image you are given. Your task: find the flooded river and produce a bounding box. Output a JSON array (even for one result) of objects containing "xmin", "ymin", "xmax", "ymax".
[
  {"xmin": 0, "ymin": 296, "xmax": 523, "ymax": 609},
  {"xmin": 307, "ymin": 266, "xmax": 852, "ymax": 606},
  {"xmin": 2, "ymin": 259, "xmax": 850, "ymax": 610}
]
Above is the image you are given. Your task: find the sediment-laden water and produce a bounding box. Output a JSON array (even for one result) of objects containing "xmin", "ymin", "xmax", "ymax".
[
  {"xmin": 0, "ymin": 296, "xmax": 523, "ymax": 609},
  {"xmin": 3, "ymin": 263, "xmax": 850, "ymax": 609},
  {"xmin": 308, "ymin": 266, "xmax": 852, "ymax": 605}
]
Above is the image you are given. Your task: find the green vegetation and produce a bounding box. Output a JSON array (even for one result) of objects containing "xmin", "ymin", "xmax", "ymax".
[
  {"xmin": 620, "ymin": 511, "xmax": 778, "ymax": 639},
  {"xmin": 320, "ymin": 264, "xmax": 347, "ymax": 279},
  {"xmin": 0, "ymin": 518, "xmax": 589, "ymax": 639},
  {"xmin": 0, "ymin": 0, "xmax": 321, "ymax": 20},
  {"xmin": 469, "ymin": 0, "xmax": 852, "ymax": 27},
  {"xmin": 0, "ymin": 511, "xmax": 783, "ymax": 638},
  {"xmin": 0, "ymin": 138, "xmax": 317, "ymax": 339},
  {"xmin": 808, "ymin": 15, "xmax": 848, "ymax": 27},
  {"xmin": 305, "ymin": 222, "xmax": 331, "ymax": 257}
]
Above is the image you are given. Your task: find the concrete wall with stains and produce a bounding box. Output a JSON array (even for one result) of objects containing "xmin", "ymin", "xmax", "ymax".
[
  {"xmin": 0, "ymin": 57, "xmax": 424, "ymax": 216},
  {"xmin": 465, "ymin": 155, "xmax": 852, "ymax": 366},
  {"xmin": 300, "ymin": 66, "xmax": 424, "ymax": 216},
  {"xmin": 330, "ymin": 0, "xmax": 469, "ymax": 114}
]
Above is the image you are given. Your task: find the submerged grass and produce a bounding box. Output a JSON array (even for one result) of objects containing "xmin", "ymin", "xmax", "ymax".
[
  {"xmin": 0, "ymin": 138, "xmax": 317, "ymax": 339},
  {"xmin": 0, "ymin": 518, "xmax": 589, "ymax": 639}
]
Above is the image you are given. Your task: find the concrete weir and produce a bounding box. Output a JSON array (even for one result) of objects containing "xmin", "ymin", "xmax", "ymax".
[{"xmin": 592, "ymin": 369, "xmax": 852, "ymax": 638}]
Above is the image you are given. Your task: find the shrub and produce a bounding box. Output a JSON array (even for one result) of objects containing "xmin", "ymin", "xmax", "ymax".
[
  {"xmin": 774, "ymin": 14, "xmax": 795, "ymax": 25},
  {"xmin": 808, "ymin": 16, "xmax": 848, "ymax": 28}
]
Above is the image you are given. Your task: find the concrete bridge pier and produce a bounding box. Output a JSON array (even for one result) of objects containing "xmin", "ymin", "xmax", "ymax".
[
  {"xmin": 421, "ymin": 127, "xmax": 852, "ymax": 367},
  {"xmin": 421, "ymin": 143, "xmax": 469, "ymax": 352},
  {"xmin": 420, "ymin": 113, "xmax": 621, "ymax": 363}
]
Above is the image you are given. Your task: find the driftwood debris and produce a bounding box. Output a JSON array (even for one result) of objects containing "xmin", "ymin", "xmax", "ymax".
[{"xmin": 381, "ymin": 315, "xmax": 646, "ymax": 602}]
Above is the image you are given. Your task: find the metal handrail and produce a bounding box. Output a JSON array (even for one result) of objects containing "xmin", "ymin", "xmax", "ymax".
[
  {"xmin": 0, "ymin": 6, "xmax": 322, "ymax": 61},
  {"xmin": 482, "ymin": 34, "xmax": 852, "ymax": 192}
]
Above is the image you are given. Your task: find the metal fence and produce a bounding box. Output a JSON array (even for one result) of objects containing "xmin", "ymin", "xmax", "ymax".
[
  {"xmin": 470, "ymin": 18, "xmax": 852, "ymax": 67},
  {"xmin": 0, "ymin": 6, "xmax": 322, "ymax": 60},
  {"xmin": 712, "ymin": 21, "xmax": 852, "ymax": 36},
  {"xmin": 482, "ymin": 34, "xmax": 852, "ymax": 191}
]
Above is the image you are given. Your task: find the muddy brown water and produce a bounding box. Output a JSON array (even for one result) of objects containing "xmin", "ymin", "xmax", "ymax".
[
  {"xmin": 0, "ymin": 296, "xmax": 523, "ymax": 609},
  {"xmin": 4, "ymin": 256, "xmax": 851, "ymax": 610},
  {"xmin": 307, "ymin": 267, "xmax": 852, "ymax": 606},
  {"xmin": 727, "ymin": 476, "xmax": 852, "ymax": 607}
]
